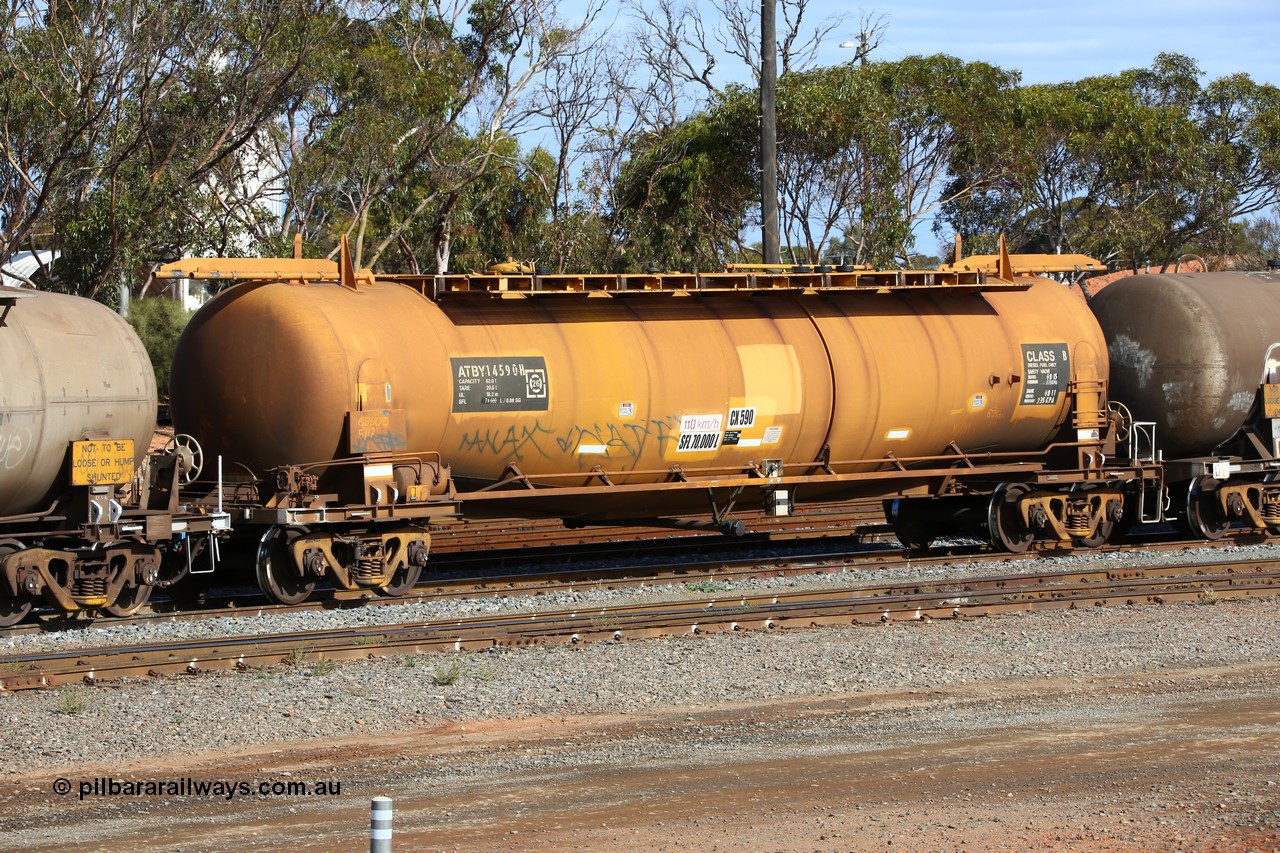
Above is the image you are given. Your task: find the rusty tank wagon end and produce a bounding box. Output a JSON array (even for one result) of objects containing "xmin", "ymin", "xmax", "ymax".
[{"xmin": 1091, "ymin": 270, "xmax": 1280, "ymax": 539}]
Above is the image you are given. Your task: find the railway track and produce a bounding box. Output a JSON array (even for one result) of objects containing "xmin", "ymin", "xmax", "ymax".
[
  {"xmin": 0, "ymin": 518, "xmax": 1259, "ymax": 639},
  {"xmin": 0, "ymin": 500, "xmax": 889, "ymax": 631},
  {"xmin": 1, "ymin": 531, "xmax": 902, "ymax": 635},
  {"xmin": 4, "ymin": 556, "xmax": 1277, "ymax": 691},
  {"xmin": 425, "ymin": 502, "xmax": 893, "ymax": 554},
  {"xmin": 0, "ymin": 516, "xmax": 1222, "ymax": 638}
]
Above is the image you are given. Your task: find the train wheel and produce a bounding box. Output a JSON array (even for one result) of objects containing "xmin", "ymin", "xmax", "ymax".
[
  {"xmin": 1185, "ymin": 477, "xmax": 1229, "ymax": 540},
  {"xmin": 0, "ymin": 539, "xmax": 32, "ymax": 628},
  {"xmin": 1072, "ymin": 520, "xmax": 1115, "ymax": 549},
  {"xmin": 256, "ymin": 527, "xmax": 316, "ymax": 605},
  {"xmin": 988, "ymin": 484, "xmax": 1034, "ymax": 553},
  {"xmin": 0, "ymin": 594, "xmax": 32, "ymax": 628},
  {"xmin": 376, "ymin": 562, "xmax": 423, "ymax": 598},
  {"xmin": 376, "ymin": 539, "xmax": 428, "ymax": 598},
  {"xmin": 103, "ymin": 582, "xmax": 154, "ymax": 618},
  {"xmin": 885, "ymin": 499, "xmax": 933, "ymax": 550}
]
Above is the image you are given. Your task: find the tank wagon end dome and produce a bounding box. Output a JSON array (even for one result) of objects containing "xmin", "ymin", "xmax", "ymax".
[
  {"xmin": 171, "ymin": 279, "xmax": 452, "ymax": 477},
  {"xmin": 0, "ymin": 289, "xmax": 156, "ymax": 515},
  {"xmin": 1090, "ymin": 271, "xmax": 1280, "ymax": 457}
]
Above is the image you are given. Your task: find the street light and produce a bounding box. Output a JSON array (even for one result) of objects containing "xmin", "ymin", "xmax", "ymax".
[{"xmin": 840, "ymin": 35, "xmax": 870, "ymax": 64}]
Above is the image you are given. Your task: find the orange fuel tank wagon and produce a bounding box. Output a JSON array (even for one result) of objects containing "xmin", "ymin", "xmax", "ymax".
[
  {"xmin": 162, "ymin": 246, "xmax": 1135, "ymax": 603},
  {"xmin": 170, "ymin": 267, "xmax": 1104, "ymax": 500}
]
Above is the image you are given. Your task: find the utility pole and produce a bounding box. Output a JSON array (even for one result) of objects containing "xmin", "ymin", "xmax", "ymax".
[{"xmin": 760, "ymin": 0, "xmax": 779, "ymax": 264}]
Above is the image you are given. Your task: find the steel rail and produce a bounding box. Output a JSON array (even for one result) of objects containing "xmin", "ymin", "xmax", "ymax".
[
  {"xmin": 0, "ymin": 528, "xmax": 1260, "ymax": 638},
  {"xmin": 426, "ymin": 502, "xmax": 892, "ymax": 554},
  {"xmin": 0, "ymin": 537, "xmax": 910, "ymax": 636},
  {"xmin": 4, "ymin": 562, "xmax": 1276, "ymax": 691}
]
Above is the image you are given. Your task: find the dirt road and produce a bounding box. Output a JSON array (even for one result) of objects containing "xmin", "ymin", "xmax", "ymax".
[{"xmin": 4, "ymin": 663, "xmax": 1277, "ymax": 852}]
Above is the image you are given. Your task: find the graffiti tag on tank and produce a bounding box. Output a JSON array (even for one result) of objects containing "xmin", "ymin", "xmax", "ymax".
[
  {"xmin": 458, "ymin": 421, "xmax": 557, "ymax": 459},
  {"xmin": 348, "ymin": 409, "xmax": 408, "ymax": 454},
  {"xmin": 559, "ymin": 417, "xmax": 684, "ymax": 458},
  {"xmin": 1020, "ymin": 344, "xmax": 1070, "ymax": 406},
  {"xmin": 0, "ymin": 414, "xmax": 32, "ymax": 470},
  {"xmin": 458, "ymin": 415, "xmax": 683, "ymax": 466},
  {"xmin": 451, "ymin": 357, "xmax": 549, "ymax": 412}
]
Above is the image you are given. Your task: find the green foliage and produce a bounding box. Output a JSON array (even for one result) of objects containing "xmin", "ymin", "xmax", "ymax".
[
  {"xmin": 54, "ymin": 685, "xmax": 90, "ymax": 716},
  {"xmin": 432, "ymin": 657, "xmax": 465, "ymax": 686},
  {"xmin": 1224, "ymin": 211, "xmax": 1280, "ymax": 270},
  {"xmin": 126, "ymin": 298, "xmax": 193, "ymax": 396},
  {"xmin": 615, "ymin": 55, "xmax": 1020, "ymax": 268},
  {"xmin": 683, "ymin": 581, "xmax": 730, "ymax": 594},
  {"xmin": 938, "ymin": 52, "xmax": 1280, "ymax": 268},
  {"xmin": 541, "ymin": 207, "xmax": 619, "ymax": 274},
  {"xmin": 614, "ymin": 103, "xmax": 758, "ymax": 270},
  {"xmin": 1, "ymin": 0, "xmax": 339, "ymax": 300},
  {"xmin": 373, "ymin": 136, "xmax": 555, "ymax": 273},
  {"xmin": 310, "ymin": 657, "xmax": 336, "ymax": 676},
  {"xmin": 281, "ymin": 0, "xmax": 586, "ymax": 274},
  {"xmin": 4, "ymin": 1, "xmax": 1276, "ymax": 287}
]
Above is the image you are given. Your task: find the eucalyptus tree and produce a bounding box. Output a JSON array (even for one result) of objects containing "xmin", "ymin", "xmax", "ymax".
[
  {"xmin": 1233, "ymin": 211, "xmax": 1280, "ymax": 270},
  {"xmin": 281, "ymin": 0, "xmax": 600, "ymax": 273},
  {"xmin": 612, "ymin": 105, "xmax": 757, "ymax": 270},
  {"xmin": 614, "ymin": 54, "xmax": 1019, "ymax": 269},
  {"xmin": 621, "ymin": 0, "xmax": 848, "ymax": 119},
  {"xmin": 938, "ymin": 53, "xmax": 1280, "ymax": 269},
  {"xmin": 852, "ymin": 54, "xmax": 1018, "ymax": 264},
  {"xmin": 0, "ymin": 0, "xmax": 336, "ymax": 301},
  {"xmin": 524, "ymin": 28, "xmax": 627, "ymax": 271}
]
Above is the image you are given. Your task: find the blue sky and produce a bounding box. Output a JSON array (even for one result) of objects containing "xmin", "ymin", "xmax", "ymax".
[
  {"xmin": 773, "ymin": 1, "xmax": 1280, "ymax": 253},
  {"xmin": 807, "ymin": 1, "xmax": 1280, "ymax": 86},
  {"xmin": 554, "ymin": 1, "xmax": 1280, "ymax": 256}
]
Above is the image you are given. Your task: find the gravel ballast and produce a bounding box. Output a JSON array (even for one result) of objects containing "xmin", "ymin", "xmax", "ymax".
[
  {"xmin": 1, "ymin": 543, "xmax": 1278, "ymax": 774},
  {"xmin": 1, "ymin": 543, "xmax": 1279, "ymax": 852}
]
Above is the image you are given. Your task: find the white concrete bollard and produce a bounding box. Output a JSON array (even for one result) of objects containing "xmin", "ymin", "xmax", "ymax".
[{"xmin": 370, "ymin": 796, "xmax": 393, "ymax": 853}]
